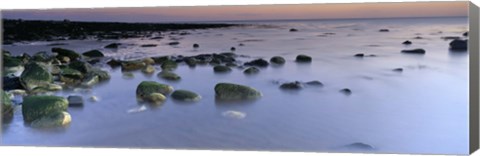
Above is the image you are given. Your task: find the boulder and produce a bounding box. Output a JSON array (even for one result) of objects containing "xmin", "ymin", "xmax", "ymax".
[
  {"xmin": 401, "ymin": 48, "xmax": 425, "ymax": 54},
  {"xmin": 67, "ymin": 95, "xmax": 84, "ymax": 107},
  {"xmin": 289, "ymin": 28, "xmax": 298, "ymax": 32},
  {"xmin": 142, "ymin": 65, "xmax": 155, "ymax": 74},
  {"xmin": 144, "ymin": 93, "xmax": 166, "ymax": 104},
  {"xmin": 121, "ymin": 60, "xmax": 146, "ymax": 71},
  {"xmin": 52, "ymin": 47, "xmax": 81, "ymax": 61},
  {"xmin": 171, "ymin": 90, "xmax": 201, "ymax": 102},
  {"xmin": 22, "ymin": 95, "xmax": 69, "ymax": 122},
  {"xmin": 280, "ymin": 81, "xmax": 303, "ymax": 90},
  {"xmin": 87, "ymin": 68, "xmax": 111, "ymax": 81},
  {"xmin": 270, "ymin": 56, "xmax": 285, "ymax": 64},
  {"xmin": 69, "ymin": 61, "xmax": 92, "ymax": 74},
  {"xmin": 449, "ymin": 39, "xmax": 468, "ymax": 50},
  {"xmin": 136, "ymin": 81, "xmax": 174, "ymax": 99},
  {"xmin": 296, "ymin": 54, "xmax": 312, "ymax": 63},
  {"xmin": 243, "ymin": 67, "xmax": 260, "ymax": 74},
  {"xmin": 82, "ymin": 50, "xmax": 104, "ymax": 57},
  {"xmin": 20, "ymin": 62, "xmax": 53, "ymax": 91},
  {"xmin": 213, "ymin": 65, "xmax": 232, "ymax": 73},
  {"xmin": 354, "ymin": 53, "xmax": 364, "ymax": 57},
  {"xmin": 59, "ymin": 67, "xmax": 84, "ymax": 84},
  {"xmin": 157, "ymin": 71, "xmax": 181, "ymax": 80},
  {"xmin": 193, "ymin": 43, "xmax": 199, "ymax": 48},
  {"xmin": 244, "ymin": 58, "xmax": 269, "ymax": 67},
  {"xmin": 30, "ymin": 111, "xmax": 71, "ymax": 128},
  {"xmin": 161, "ymin": 60, "xmax": 178, "ymax": 70},
  {"xmin": 32, "ymin": 51, "xmax": 54, "ymax": 63},
  {"xmin": 214, "ymin": 83, "xmax": 262, "ymax": 100}
]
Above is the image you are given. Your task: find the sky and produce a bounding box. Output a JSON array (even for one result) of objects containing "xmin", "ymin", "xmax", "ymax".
[{"xmin": 1, "ymin": 1, "xmax": 469, "ymax": 22}]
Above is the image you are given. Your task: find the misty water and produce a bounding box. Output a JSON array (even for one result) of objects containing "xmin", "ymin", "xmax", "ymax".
[{"xmin": 2, "ymin": 17, "xmax": 469, "ymax": 154}]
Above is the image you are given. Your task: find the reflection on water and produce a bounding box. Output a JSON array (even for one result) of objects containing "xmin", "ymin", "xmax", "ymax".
[{"xmin": 2, "ymin": 17, "xmax": 469, "ymax": 155}]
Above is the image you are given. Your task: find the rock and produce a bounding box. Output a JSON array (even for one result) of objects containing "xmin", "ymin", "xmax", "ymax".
[
  {"xmin": 449, "ymin": 39, "xmax": 468, "ymax": 50},
  {"xmin": 239, "ymin": 43, "xmax": 245, "ymax": 46},
  {"xmin": 280, "ymin": 81, "xmax": 303, "ymax": 90},
  {"xmin": 354, "ymin": 53, "xmax": 364, "ymax": 57},
  {"xmin": 152, "ymin": 56, "xmax": 170, "ymax": 64},
  {"xmin": 3, "ymin": 76, "xmax": 24, "ymax": 90},
  {"xmin": 441, "ymin": 36, "xmax": 461, "ymax": 40},
  {"xmin": 244, "ymin": 58, "xmax": 269, "ymax": 67},
  {"xmin": 82, "ymin": 50, "xmax": 104, "ymax": 57},
  {"xmin": 88, "ymin": 68, "xmax": 111, "ymax": 81},
  {"xmin": 214, "ymin": 83, "xmax": 262, "ymax": 100},
  {"xmin": 30, "ymin": 111, "xmax": 71, "ymax": 128},
  {"xmin": 213, "ymin": 65, "xmax": 232, "ymax": 73},
  {"xmin": 3, "ymin": 56, "xmax": 24, "ymax": 74},
  {"xmin": 144, "ymin": 93, "xmax": 166, "ymax": 104},
  {"xmin": 122, "ymin": 72, "xmax": 134, "ymax": 79},
  {"xmin": 305, "ymin": 80, "xmax": 323, "ymax": 86},
  {"xmin": 270, "ymin": 56, "xmax": 285, "ymax": 65},
  {"xmin": 401, "ymin": 48, "xmax": 425, "ymax": 54},
  {"xmin": 463, "ymin": 32, "xmax": 468, "ymax": 37},
  {"xmin": 142, "ymin": 65, "xmax": 155, "ymax": 74},
  {"xmin": 59, "ymin": 56, "xmax": 71, "ymax": 64},
  {"xmin": 295, "ymin": 54, "xmax": 312, "ymax": 63},
  {"xmin": 8, "ymin": 89, "xmax": 27, "ymax": 96},
  {"xmin": 193, "ymin": 43, "xmax": 199, "ymax": 48},
  {"xmin": 379, "ymin": 29, "xmax": 389, "ymax": 32},
  {"xmin": 225, "ymin": 62, "xmax": 237, "ymax": 67},
  {"xmin": 89, "ymin": 96, "xmax": 99, "ymax": 102},
  {"xmin": 243, "ymin": 67, "xmax": 260, "ymax": 74},
  {"xmin": 143, "ymin": 57, "xmax": 156, "ymax": 65},
  {"xmin": 222, "ymin": 110, "xmax": 246, "ymax": 119},
  {"xmin": 20, "ymin": 62, "xmax": 53, "ymax": 91},
  {"xmin": 69, "ymin": 61, "xmax": 92, "ymax": 74},
  {"xmin": 157, "ymin": 71, "xmax": 181, "ymax": 80},
  {"xmin": 402, "ymin": 40, "xmax": 412, "ymax": 45},
  {"xmin": 51, "ymin": 47, "xmax": 81, "ymax": 61},
  {"xmin": 2, "ymin": 90, "xmax": 14, "ymax": 120},
  {"xmin": 171, "ymin": 90, "xmax": 201, "ymax": 102},
  {"xmin": 343, "ymin": 142, "xmax": 375, "ymax": 150},
  {"xmin": 107, "ymin": 59, "xmax": 122, "ymax": 68},
  {"xmin": 81, "ymin": 75, "xmax": 99, "ymax": 87},
  {"xmin": 105, "ymin": 43, "xmax": 121, "ymax": 49},
  {"xmin": 67, "ymin": 95, "xmax": 84, "ymax": 107},
  {"xmin": 136, "ymin": 81, "xmax": 174, "ymax": 99},
  {"xmin": 184, "ymin": 57, "xmax": 197, "ymax": 67},
  {"xmin": 414, "ymin": 36, "xmax": 423, "ymax": 39},
  {"xmin": 22, "ymin": 95, "xmax": 69, "ymax": 122},
  {"xmin": 141, "ymin": 44, "xmax": 157, "ymax": 47},
  {"xmin": 121, "ymin": 60, "xmax": 146, "ymax": 71},
  {"xmin": 289, "ymin": 28, "xmax": 298, "ymax": 32},
  {"xmin": 32, "ymin": 51, "xmax": 54, "ymax": 63},
  {"xmin": 340, "ymin": 88, "xmax": 352, "ymax": 95},
  {"xmin": 59, "ymin": 67, "xmax": 84, "ymax": 84},
  {"xmin": 230, "ymin": 47, "xmax": 236, "ymax": 51},
  {"xmin": 168, "ymin": 41, "xmax": 180, "ymax": 45},
  {"xmin": 392, "ymin": 68, "xmax": 403, "ymax": 72},
  {"xmin": 161, "ymin": 60, "xmax": 178, "ymax": 71}
]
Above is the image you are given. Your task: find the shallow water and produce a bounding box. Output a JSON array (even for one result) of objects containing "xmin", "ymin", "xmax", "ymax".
[{"xmin": 1, "ymin": 17, "xmax": 469, "ymax": 154}]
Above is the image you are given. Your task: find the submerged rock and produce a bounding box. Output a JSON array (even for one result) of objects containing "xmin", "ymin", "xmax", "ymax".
[
  {"xmin": 295, "ymin": 54, "xmax": 312, "ymax": 63},
  {"xmin": 157, "ymin": 71, "xmax": 181, "ymax": 80},
  {"xmin": 161, "ymin": 60, "xmax": 178, "ymax": 71},
  {"xmin": 171, "ymin": 90, "xmax": 201, "ymax": 102},
  {"xmin": 22, "ymin": 95, "xmax": 69, "ymax": 123},
  {"xmin": 30, "ymin": 111, "xmax": 71, "ymax": 128},
  {"xmin": 184, "ymin": 57, "xmax": 197, "ymax": 67},
  {"xmin": 142, "ymin": 65, "xmax": 156, "ymax": 74},
  {"xmin": 121, "ymin": 60, "xmax": 146, "ymax": 71},
  {"xmin": 20, "ymin": 62, "xmax": 53, "ymax": 91},
  {"xmin": 222, "ymin": 110, "xmax": 246, "ymax": 119},
  {"xmin": 340, "ymin": 88, "xmax": 352, "ymax": 95},
  {"xmin": 280, "ymin": 81, "xmax": 303, "ymax": 90},
  {"xmin": 343, "ymin": 142, "xmax": 375, "ymax": 151},
  {"xmin": 244, "ymin": 58, "xmax": 269, "ymax": 67},
  {"xmin": 402, "ymin": 40, "xmax": 412, "ymax": 45},
  {"xmin": 69, "ymin": 60, "xmax": 92, "ymax": 74},
  {"xmin": 67, "ymin": 95, "xmax": 84, "ymax": 107},
  {"xmin": 213, "ymin": 65, "xmax": 232, "ymax": 73},
  {"xmin": 214, "ymin": 83, "xmax": 262, "ymax": 100},
  {"xmin": 82, "ymin": 50, "xmax": 104, "ymax": 58},
  {"xmin": 270, "ymin": 56, "xmax": 286, "ymax": 65},
  {"xmin": 136, "ymin": 81, "xmax": 174, "ymax": 99},
  {"xmin": 401, "ymin": 48, "xmax": 426, "ymax": 54},
  {"xmin": 243, "ymin": 67, "xmax": 260, "ymax": 74},
  {"xmin": 305, "ymin": 80, "xmax": 323, "ymax": 86},
  {"xmin": 449, "ymin": 39, "xmax": 468, "ymax": 50}
]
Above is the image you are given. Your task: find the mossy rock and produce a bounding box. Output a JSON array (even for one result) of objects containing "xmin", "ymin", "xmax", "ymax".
[
  {"xmin": 243, "ymin": 67, "xmax": 260, "ymax": 74},
  {"xmin": 280, "ymin": 81, "xmax": 303, "ymax": 90},
  {"xmin": 31, "ymin": 111, "xmax": 71, "ymax": 128},
  {"xmin": 22, "ymin": 95, "xmax": 69, "ymax": 123},
  {"xmin": 161, "ymin": 60, "xmax": 178, "ymax": 70},
  {"xmin": 157, "ymin": 71, "xmax": 181, "ymax": 80},
  {"xmin": 87, "ymin": 68, "xmax": 111, "ymax": 81},
  {"xmin": 152, "ymin": 56, "xmax": 170, "ymax": 64},
  {"xmin": 68, "ymin": 61, "xmax": 92, "ymax": 74},
  {"xmin": 214, "ymin": 83, "xmax": 262, "ymax": 100},
  {"xmin": 270, "ymin": 56, "xmax": 286, "ymax": 64},
  {"xmin": 136, "ymin": 81, "xmax": 174, "ymax": 99},
  {"xmin": 143, "ymin": 57, "xmax": 155, "ymax": 65},
  {"xmin": 296, "ymin": 54, "xmax": 312, "ymax": 63},
  {"xmin": 142, "ymin": 65, "xmax": 155, "ymax": 74},
  {"xmin": 82, "ymin": 50, "xmax": 104, "ymax": 58},
  {"xmin": 32, "ymin": 51, "xmax": 54, "ymax": 63},
  {"xmin": 244, "ymin": 59, "xmax": 269, "ymax": 67},
  {"xmin": 3, "ymin": 56, "xmax": 23, "ymax": 68},
  {"xmin": 213, "ymin": 65, "xmax": 232, "ymax": 73},
  {"xmin": 20, "ymin": 62, "xmax": 53, "ymax": 91},
  {"xmin": 52, "ymin": 47, "xmax": 81, "ymax": 61},
  {"xmin": 185, "ymin": 57, "xmax": 197, "ymax": 67},
  {"xmin": 121, "ymin": 60, "xmax": 146, "ymax": 71},
  {"xmin": 171, "ymin": 90, "xmax": 201, "ymax": 102},
  {"xmin": 144, "ymin": 93, "xmax": 166, "ymax": 104},
  {"xmin": 2, "ymin": 90, "xmax": 14, "ymax": 120}
]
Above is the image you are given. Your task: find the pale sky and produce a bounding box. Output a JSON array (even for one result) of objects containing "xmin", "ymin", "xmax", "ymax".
[{"xmin": 1, "ymin": 1, "xmax": 469, "ymax": 22}]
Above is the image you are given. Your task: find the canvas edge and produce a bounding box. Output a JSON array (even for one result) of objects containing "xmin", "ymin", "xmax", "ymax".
[{"xmin": 469, "ymin": 1, "xmax": 480, "ymax": 155}]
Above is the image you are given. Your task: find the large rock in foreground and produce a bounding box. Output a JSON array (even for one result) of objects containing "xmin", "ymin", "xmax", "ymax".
[
  {"xmin": 136, "ymin": 81, "xmax": 174, "ymax": 99},
  {"xmin": 22, "ymin": 95, "xmax": 69, "ymax": 123},
  {"xmin": 214, "ymin": 83, "xmax": 262, "ymax": 100},
  {"xmin": 171, "ymin": 90, "xmax": 201, "ymax": 102},
  {"xmin": 20, "ymin": 62, "xmax": 53, "ymax": 91}
]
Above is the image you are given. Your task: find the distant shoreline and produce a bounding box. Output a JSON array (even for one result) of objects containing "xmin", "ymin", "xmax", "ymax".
[{"xmin": 2, "ymin": 19, "xmax": 242, "ymax": 44}]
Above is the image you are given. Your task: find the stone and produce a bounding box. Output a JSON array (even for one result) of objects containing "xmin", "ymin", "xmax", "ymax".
[
  {"xmin": 2, "ymin": 90, "xmax": 14, "ymax": 120},
  {"xmin": 305, "ymin": 80, "xmax": 323, "ymax": 86},
  {"xmin": 449, "ymin": 39, "xmax": 468, "ymax": 50},
  {"xmin": 244, "ymin": 58, "xmax": 269, "ymax": 67},
  {"xmin": 402, "ymin": 40, "xmax": 412, "ymax": 45},
  {"xmin": 67, "ymin": 95, "xmax": 84, "ymax": 107},
  {"xmin": 51, "ymin": 47, "xmax": 81, "ymax": 61},
  {"xmin": 401, "ymin": 49, "xmax": 426, "ymax": 54},
  {"xmin": 69, "ymin": 60, "xmax": 92, "ymax": 74},
  {"xmin": 193, "ymin": 43, "xmax": 199, "ymax": 48},
  {"xmin": 161, "ymin": 60, "xmax": 178, "ymax": 70},
  {"xmin": 105, "ymin": 43, "xmax": 121, "ymax": 49},
  {"xmin": 143, "ymin": 57, "xmax": 156, "ymax": 65},
  {"xmin": 30, "ymin": 111, "xmax": 71, "ymax": 128},
  {"xmin": 171, "ymin": 90, "xmax": 201, "ymax": 102},
  {"xmin": 280, "ymin": 81, "xmax": 303, "ymax": 90},
  {"xmin": 2, "ymin": 76, "xmax": 24, "ymax": 90},
  {"xmin": 141, "ymin": 65, "xmax": 155, "ymax": 74},
  {"xmin": 222, "ymin": 110, "xmax": 246, "ymax": 119},
  {"xmin": 22, "ymin": 95, "xmax": 69, "ymax": 123},
  {"xmin": 214, "ymin": 83, "xmax": 262, "ymax": 100},
  {"xmin": 295, "ymin": 54, "xmax": 312, "ymax": 63},
  {"xmin": 168, "ymin": 41, "xmax": 180, "ymax": 45},
  {"xmin": 213, "ymin": 65, "xmax": 232, "ymax": 73},
  {"xmin": 379, "ymin": 29, "xmax": 389, "ymax": 32},
  {"xmin": 340, "ymin": 88, "xmax": 352, "ymax": 95},
  {"xmin": 185, "ymin": 57, "xmax": 197, "ymax": 67},
  {"xmin": 243, "ymin": 67, "xmax": 260, "ymax": 74},
  {"xmin": 270, "ymin": 56, "xmax": 285, "ymax": 64},
  {"xmin": 107, "ymin": 59, "xmax": 122, "ymax": 68},
  {"xmin": 354, "ymin": 53, "xmax": 364, "ymax": 57},
  {"xmin": 230, "ymin": 47, "xmax": 236, "ymax": 51},
  {"xmin": 289, "ymin": 28, "xmax": 298, "ymax": 32},
  {"xmin": 157, "ymin": 71, "xmax": 181, "ymax": 81},
  {"xmin": 136, "ymin": 81, "xmax": 174, "ymax": 99},
  {"xmin": 20, "ymin": 62, "xmax": 53, "ymax": 91},
  {"xmin": 144, "ymin": 93, "xmax": 166, "ymax": 104},
  {"xmin": 121, "ymin": 60, "xmax": 146, "ymax": 71},
  {"xmin": 141, "ymin": 44, "xmax": 157, "ymax": 47},
  {"xmin": 82, "ymin": 50, "xmax": 104, "ymax": 57},
  {"xmin": 393, "ymin": 68, "xmax": 403, "ymax": 72}
]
